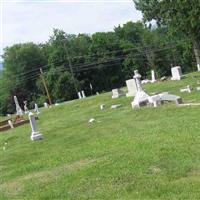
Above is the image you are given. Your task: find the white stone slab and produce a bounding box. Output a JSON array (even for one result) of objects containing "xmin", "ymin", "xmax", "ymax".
[
  {"xmin": 112, "ymin": 89, "xmax": 125, "ymax": 98},
  {"xmin": 171, "ymin": 66, "xmax": 182, "ymax": 80},
  {"xmin": 125, "ymin": 79, "xmax": 137, "ymax": 97}
]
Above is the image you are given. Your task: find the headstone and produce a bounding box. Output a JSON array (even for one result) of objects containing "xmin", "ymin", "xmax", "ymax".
[
  {"xmin": 160, "ymin": 76, "xmax": 167, "ymax": 81},
  {"xmin": 8, "ymin": 120, "xmax": 14, "ymax": 129},
  {"xmin": 23, "ymin": 101, "xmax": 29, "ymax": 114},
  {"xmin": 81, "ymin": 90, "xmax": 86, "ymax": 98},
  {"xmin": 125, "ymin": 79, "xmax": 137, "ymax": 97},
  {"xmin": 88, "ymin": 118, "xmax": 95, "ymax": 123},
  {"xmin": 159, "ymin": 92, "xmax": 182, "ymax": 105},
  {"xmin": 151, "ymin": 70, "xmax": 156, "ymax": 83},
  {"xmin": 55, "ymin": 103, "xmax": 59, "ymax": 106},
  {"xmin": 96, "ymin": 92, "xmax": 99, "ymax": 95},
  {"xmin": 112, "ymin": 89, "xmax": 125, "ymax": 98},
  {"xmin": 131, "ymin": 70, "xmax": 150, "ymax": 108},
  {"xmin": 180, "ymin": 85, "xmax": 192, "ymax": 93},
  {"xmin": 44, "ymin": 102, "xmax": 49, "ymax": 108},
  {"xmin": 29, "ymin": 112, "xmax": 43, "ymax": 141},
  {"xmin": 111, "ymin": 104, "xmax": 121, "ymax": 109},
  {"xmin": 141, "ymin": 79, "xmax": 151, "ymax": 84},
  {"xmin": 100, "ymin": 104, "xmax": 105, "ymax": 110},
  {"xmin": 14, "ymin": 96, "xmax": 23, "ymax": 116},
  {"xmin": 171, "ymin": 66, "xmax": 182, "ymax": 80},
  {"xmin": 78, "ymin": 92, "xmax": 82, "ymax": 99},
  {"xmin": 148, "ymin": 95, "xmax": 162, "ymax": 107},
  {"xmin": 34, "ymin": 103, "xmax": 40, "ymax": 114},
  {"xmin": 197, "ymin": 87, "xmax": 200, "ymax": 91},
  {"xmin": 197, "ymin": 64, "xmax": 200, "ymax": 71}
]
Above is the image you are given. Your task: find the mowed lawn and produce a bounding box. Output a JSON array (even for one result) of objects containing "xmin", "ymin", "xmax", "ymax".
[{"xmin": 0, "ymin": 72, "xmax": 200, "ymax": 199}]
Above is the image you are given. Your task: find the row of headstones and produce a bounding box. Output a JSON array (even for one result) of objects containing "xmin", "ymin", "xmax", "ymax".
[
  {"xmin": 112, "ymin": 66, "xmax": 183, "ymax": 99},
  {"xmin": 112, "ymin": 69, "xmax": 182, "ymax": 109}
]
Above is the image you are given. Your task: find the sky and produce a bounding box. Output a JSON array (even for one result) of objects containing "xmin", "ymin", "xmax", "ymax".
[{"xmin": 0, "ymin": 0, "xmax": 142, "ymax": 61}]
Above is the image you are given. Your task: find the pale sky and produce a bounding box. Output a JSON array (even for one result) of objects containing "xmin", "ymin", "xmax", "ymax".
[{"xmin": 0, "ymin": 0, "xmax": 142, "ymax": 60}]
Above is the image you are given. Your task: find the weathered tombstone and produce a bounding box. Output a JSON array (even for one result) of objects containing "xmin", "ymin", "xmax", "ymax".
[
  {"xmin": 44, "ymin": 102, "xmax": 49, "ymax": 108},
  {"xmin": 96, "ymin": 92, "xmax": 99, "ymax": 95},
  {"xmin": 100, "ymin": 104, "xmax": 105, "ymax": 110},
  {"xmin": 180, "ymin": 85, "xmax": 192, "ymax": 93},
  {"xmin": 151, "ymin": 70, "xmax": 156, "ymax": 83},
  {"xmin": 14, "ymin": 96, "xmax": 23, "ymax": 116},
  {"xmin": 160, "ymin": 76, "xmax": 167, "ymax": 81},
  {"xmin": 81, "ymin": 90, "xmax": 86, "ymax": 98},
  {"xmin": 23, "ymin": 101, "xmax": 29, "ymax": 114},
  {"xmin": 29, "ymin": 112, "xmax": 43, "ymax": 141},
  {"xmin": 34, "ymin": 103, "xmax": 40, "ymax": 114},
  {"xmin": 131, "ymin": 70, "xmax": 150, "ymax": 108},
  {"xmin": 159, "ymin": 92, "xmax": 182, "ymax": 105},
  {"xmin": 171, "ymin": 66, "xmax": 182, "ymax": 80},
  {"xmin": 8, "ymin": 120, "xmax": 14, "ymax": 129},
  {"xmin": 111, "ymin": 104, "xmax": 121, "ymax": 109},
  {"xmin": 55, "ymin": 103, "xmax": 59, "ymax": 106},
  {"xmin": 78, "ymin": 92, "xmax": 82, "ymax": 99},
  {"xmin": 141, "ymin": 79, "xmax": 151, "ymax": 84},
  {"xmin": 197, "ymin": 64, "xmax": 200, "ymax": 71},
  {"xmin": 126, "ymin": 79, "xmax": 137, "ymax": 97},
  {"xmin": 112, "ymin": 89, "xmax": 125, "ymax": 98},
  {"xmin": 148, "ymin": 95, "xmax": 162, "ymax": 107}
]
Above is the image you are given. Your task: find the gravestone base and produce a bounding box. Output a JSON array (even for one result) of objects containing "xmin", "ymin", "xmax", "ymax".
[{"xmin": 31, "ymin": 132, "xmax": 43, "ymax": 141}]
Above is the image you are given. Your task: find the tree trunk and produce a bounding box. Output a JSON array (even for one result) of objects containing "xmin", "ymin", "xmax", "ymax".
[{"xmin": 193, "ymin": 40, "xmax": 200, "ymax": 71}]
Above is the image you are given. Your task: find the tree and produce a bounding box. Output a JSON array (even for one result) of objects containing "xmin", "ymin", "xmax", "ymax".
[{"xmin": 133, "ymin": 0, "xmax": 200, "ymax": 70}]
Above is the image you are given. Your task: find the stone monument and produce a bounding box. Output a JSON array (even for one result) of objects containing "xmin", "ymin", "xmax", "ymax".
[
  {"xmin": 34, "ymin": 103, "xmax": 40, "ymax": 114},
  {"xmin": 151, "ymin": 70, "xmax": 156, "ymax": 83},
  {"xmin": 125, "ymin": 79, "xmax": 137, "ymax": 97},
  {"xmin": 171, "ymin": 66, "xmax": 182, "ymax": 80},
  {"xmin": 29, "ymin": 112, "xmax": 43, "ymax": 141},
  {"xmin": 131, "ymin": 70, "xmax": 150, "ymax": 108},
  {"xmin": 112, "ymin": 89, "xmax": 125, "ymax": 98},
  {"xmin": 14, "ymin": 96, "xmax": 23, "ymax": 116}
]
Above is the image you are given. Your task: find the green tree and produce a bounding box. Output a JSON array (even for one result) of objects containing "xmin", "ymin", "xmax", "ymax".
[{"xmin": 134, "ymin": 0, "xmax": 200, "ymax": 69}]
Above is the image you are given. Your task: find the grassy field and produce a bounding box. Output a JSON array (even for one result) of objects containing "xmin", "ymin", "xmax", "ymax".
[{"xmin": 0, "ymin": 72, "xmax": 200, "ymax": 199}]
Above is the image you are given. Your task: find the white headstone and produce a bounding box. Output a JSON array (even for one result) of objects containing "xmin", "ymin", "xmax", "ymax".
[
  {"xmin": 112, "ymin": 89, "xmax": 124, "ymax": 98},
  {"xmin": 151, "ymin": 70, "xmax": 156, "ymax": 83},
  {"xmin": 44, "ymin": 102, "xmax": 49, "ymax": 108},
  {"xmin": 34, "ymin": 103, "xmax": 40, "ymax": 114},
  {"xmin": 197, "ymin": 64, "xmax": 200, "ymax": 71},
  {"xmin": 14, "ymin": 96, "xmax": 23, "ymax": 116},
  {"xmin": 8, "ymin": 120, "xmax": 14, "ymax": 129},
  {"xmin": 125, "ymin": 79, "xmax": 137, "ymax": 97},
  {"xmin": 100, "ymin": 104, "xmax": 105, "ymax": 110},
  {"xmin": 111, "ymin": 104, "xmax": 121, "ymax": 109},
  {"xmin": 81, "ymin": 90, "xmax": 86, "ymax": 98},
  {"xmin": 171, "ymin": 66, "xmax": 182, "ymax": 80},
  {"xmin": 180, "ymin": 85, "xmax": 192, "ymax": 93},
  {"xmin": 29, "ymin": 112, "xmax": 43, "ymax": 141},
  {"xmin": 78, "ymin": 92, "xmax": 82, "ymax": 99}
]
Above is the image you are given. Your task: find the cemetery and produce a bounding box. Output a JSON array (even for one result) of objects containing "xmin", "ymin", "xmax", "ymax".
[
  {"xmin": 0, "ymin": 71, "xmax": 200, "ymax": 199},
  {"xmin": 1, "ymin": 0, "xmax": 200, "ymax": 199}
]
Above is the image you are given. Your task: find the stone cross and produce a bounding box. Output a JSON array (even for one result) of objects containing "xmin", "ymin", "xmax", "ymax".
[
  {"xmin": 14, "ymin": 96, "xmax": 23, "ymax": 116},
  {"xmin": 151, "ymin": 70, "xmax": 156, "ymax": 83},
  {"xmin": 34, "ymin": 103, "xmax": 40, "ymax": 114},
  {"xmin": 29, "ymin": 112, "xmax": 43, "ymax": 141},
  {"xmin": 81, "ymin": 90, "xmax": 86, "ymax": 98},
  {"xmin": 23, "ymin": 101, "xmax": 29, "ymax": 114},
  {"xmin": 133, "ymin": 70, "xmax": 142, "ymax": 92}
]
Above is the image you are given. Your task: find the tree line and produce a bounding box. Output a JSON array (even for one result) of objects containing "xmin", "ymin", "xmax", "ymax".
[{"xmin": 0, "ymin": 11, "xmax": 198, "ymax": 115}]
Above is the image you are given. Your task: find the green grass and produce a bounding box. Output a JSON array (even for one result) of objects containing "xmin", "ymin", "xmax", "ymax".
[{"xmin": 0, "ymin": 72, "xmax": 200, "ymax": 199}]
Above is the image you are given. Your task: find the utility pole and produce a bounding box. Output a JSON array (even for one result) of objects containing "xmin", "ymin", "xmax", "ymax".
[
  {"xmin": 63, "ymin": 42, "xmax": 79, "ymax": 94},
  {"xmin": 40, "ymin": 68, "xmax": 52, "ymax": 105}
]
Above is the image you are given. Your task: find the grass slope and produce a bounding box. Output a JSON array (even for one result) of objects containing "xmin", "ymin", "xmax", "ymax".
[{"xmin": 0, "ymin": 72, "xmax": 200, "ymax": 199}]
